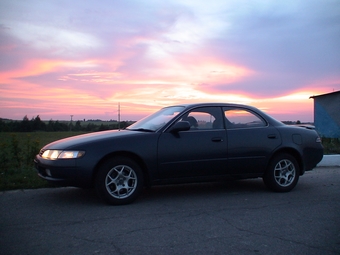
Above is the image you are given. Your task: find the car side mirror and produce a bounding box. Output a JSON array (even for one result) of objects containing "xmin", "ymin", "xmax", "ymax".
[{"xmin": 169, "ymin": 121, "xmax": 191, "ymax": 133}]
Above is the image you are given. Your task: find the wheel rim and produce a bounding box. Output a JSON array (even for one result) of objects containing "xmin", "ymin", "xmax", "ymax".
[
  {"xmin": 105, "ymin": 165, "xmax": 137, "ymax": 199},
  {"xmin": 274, "ymin": 159, "xmax": 296, "ymax": 187}
]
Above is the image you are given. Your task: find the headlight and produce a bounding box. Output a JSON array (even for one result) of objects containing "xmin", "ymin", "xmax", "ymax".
[{"xmin": 42, "ymin": 150, "xmax": 85, "ymax": 160}]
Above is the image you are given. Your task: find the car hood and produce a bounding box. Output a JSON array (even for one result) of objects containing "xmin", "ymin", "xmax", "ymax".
[{"xmin": 43, "ymin": 130, "xmax": 142, "ymax": 150}]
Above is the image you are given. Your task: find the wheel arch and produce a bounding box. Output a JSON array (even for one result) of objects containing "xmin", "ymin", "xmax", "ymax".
[
  {"xmin": 92, "ymin": 151, "xmax": 151, "ymax": 187},
  {"xmin": 268, "ymin": 148, "xmax": 304, "ymax": 175}
]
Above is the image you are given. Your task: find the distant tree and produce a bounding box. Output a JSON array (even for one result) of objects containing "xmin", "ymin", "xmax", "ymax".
[
  {"xmin": 20, "ymin": 115, "xmax": 31, "ymax": 131},
  {"xmin": 0, "ymin": 119, "xmax": 5, "ymax": 132},
  {"xmin": 53, "ymin": 121, "xmax": 68, "ymax": 131},
  {"xmin": 74, "ymin": 120, "xmax": 82, "ymax": 131},
  {"xmin": 46, "ymin": 120, "xmax": 55, "ymax": 131},
  {"xmin": 296, "ymin": 120, "xmax": 301, "ymax": 124},
  {"xmin": 6, "ymin": 121, "xmax": 19, "ymax": 132},
  {"xmin": 85, "ymin": 123, "xmax": 97, "ymax": 131},
  {"xmin": 32, "ymin": 115, "xmax": 46, "ymax": 131},
  {"xmin": 0, "ymin": 116, "xmax": 135, "ymax": 132}
]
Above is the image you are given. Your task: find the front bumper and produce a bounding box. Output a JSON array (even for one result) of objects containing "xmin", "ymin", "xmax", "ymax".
[{"xmin": 34, "ymin": 156, "xmax": 78, "ymax": 186}]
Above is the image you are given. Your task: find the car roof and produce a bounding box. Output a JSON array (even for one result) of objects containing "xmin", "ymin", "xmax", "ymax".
[
  {"xmin": 165, "ymin": 102, "xmax": 284, "ymax": 126},
  {"xmin": 169, "ymin": 102, "xmax": 257, "ymax": 110}
]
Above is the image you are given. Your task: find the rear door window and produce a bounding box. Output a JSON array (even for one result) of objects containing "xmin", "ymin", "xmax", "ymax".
[{"xmin": 224, "ymin": 108, "xmax": 266, "ymax": 129}]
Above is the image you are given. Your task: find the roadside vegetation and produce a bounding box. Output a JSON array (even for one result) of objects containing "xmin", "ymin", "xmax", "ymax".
[
  {"xmin": 0, "ymin": 115, "xmax": 134, "ymax": 191},
  {"xmin": 0, "ymin": 116, "xmax": 339, "ymax": 191},
  {"xmin": 0, "ymin": 132, "xmax": 86, "ymax": 191},
  {"xmin": 0, "ymin": 115, "xmax": 134, "ymax": 132},
  {"xmin": 322, "ymin": 137, "xmax": 340, "ymax": 154}
]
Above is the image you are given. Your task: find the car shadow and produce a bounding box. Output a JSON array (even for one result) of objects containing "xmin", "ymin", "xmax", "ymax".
[
  {"xmin": 139, "ymin": 178, "xmax": 268, "ymax": 202},
  {"xmin": 41, "ymin": 187, "xmax": 101, "ymax": 206},
  {"xmin": 42, "ymin": 178, "xmax": 268, "ymax": 206}
]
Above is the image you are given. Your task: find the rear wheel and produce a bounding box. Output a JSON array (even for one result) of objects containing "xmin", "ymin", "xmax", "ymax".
[
  {"xmin": 263, "ymin": 153, "xmax": 299, "ymax": 192},
  {"xmin": 95, "ymin": 157, "xmax": 144, "ymax": 205}
]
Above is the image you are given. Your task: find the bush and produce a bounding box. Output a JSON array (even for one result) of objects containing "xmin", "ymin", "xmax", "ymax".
[
  {"xmin": 0, "ymin": 133, "xmax": 49, "ymax": 191},
  {"xmin": 322, "ymin": 137, "xmax": 340, "ymax": 154}
]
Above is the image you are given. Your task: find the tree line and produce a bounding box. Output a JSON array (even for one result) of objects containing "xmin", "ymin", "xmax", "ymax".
[{"xmin": 0, "ymin": 115, "xmax": 134, "ymax": 132}]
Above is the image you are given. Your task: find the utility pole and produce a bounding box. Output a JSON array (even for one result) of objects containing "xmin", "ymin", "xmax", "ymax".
[
  {"xmin": 70, "ymin": 115, "xmax": 73, "ymax": 131},
  {"xmin": 118, "ymin": 102, "xmax": 121, "ymax": 131}
]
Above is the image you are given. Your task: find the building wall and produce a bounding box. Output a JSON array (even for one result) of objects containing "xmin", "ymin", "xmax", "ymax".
[{"xmin": 312, "ymin": 91, "xmax": 340, "ymax": 138}]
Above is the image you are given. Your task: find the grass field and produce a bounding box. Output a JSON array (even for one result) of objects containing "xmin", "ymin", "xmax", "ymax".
[
  {"xmin": 0, "ymin": 131, "xmax": 87, "ymax": 191},
  {"xmin": 0, "ymin": 131, "xmax": 339, "ymax": 191},
  {"xmin": 0, "ymin": 131, "xmax": 87, "ymax": 147}
]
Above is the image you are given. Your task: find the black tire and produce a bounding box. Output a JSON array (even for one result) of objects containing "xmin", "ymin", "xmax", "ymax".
[
  {"xmin": 95, "ymin": 157, "xmax": 144, "ymax": 205},
  {"xmin": 263, "ymin": 153, "xmax": 300, "ymax": 192}
]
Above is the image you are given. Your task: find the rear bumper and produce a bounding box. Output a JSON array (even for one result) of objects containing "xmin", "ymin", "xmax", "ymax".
[{"xmin": 303, "ymin": 147, "xmax": 324, "ymax": 171}]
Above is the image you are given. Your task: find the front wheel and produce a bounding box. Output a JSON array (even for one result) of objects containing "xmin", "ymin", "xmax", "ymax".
[
  {"xmin": 263, "ymin": 153, "xmax": 299, "ymax": 192},
  {"xmin": 95, "ymin": 157, "xmax": 144, "ymax": 205}
]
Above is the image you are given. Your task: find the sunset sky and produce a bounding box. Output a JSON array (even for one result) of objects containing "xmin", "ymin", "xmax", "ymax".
[{"xmin": 0, "ymin": 0, "xmax": 339, "ymax": 122}]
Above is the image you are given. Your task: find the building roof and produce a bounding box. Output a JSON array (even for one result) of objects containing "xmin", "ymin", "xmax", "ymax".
[{"xmin": 310, "ymin": 90, "xmax": 340, "ymax": 99}]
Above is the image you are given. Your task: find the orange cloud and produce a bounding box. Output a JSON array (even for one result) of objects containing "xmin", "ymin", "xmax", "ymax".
[{"xmin": 0, "ymin": 50, "xmax": 337, "ymax": 122}]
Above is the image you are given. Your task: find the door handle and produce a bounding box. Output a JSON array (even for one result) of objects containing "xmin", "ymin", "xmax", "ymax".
[
  {"xmin": 211, "ymin": 137, "xmax": 224, "ymax": 142},
  {"xmin": 267, "ymin": 134, "xmax": 277, "ymax": 139}
]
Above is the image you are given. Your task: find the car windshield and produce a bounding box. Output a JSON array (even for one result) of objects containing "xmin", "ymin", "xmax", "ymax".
[{"xmin": 127, "ymin": 106, "xmax": 184, "ymax": 132}]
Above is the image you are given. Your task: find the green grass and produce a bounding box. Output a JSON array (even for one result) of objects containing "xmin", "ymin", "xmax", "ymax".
[
  {"xmin": 0, "ymin": 131, "xmax": 87, "ymax": 191},
  {"xmin": 322, "ymin": 137, "xmax": 340, "ymax": 154},
  {"xmin": 0, "ymin": 132, "xmax": 339, "ymax": 191}
]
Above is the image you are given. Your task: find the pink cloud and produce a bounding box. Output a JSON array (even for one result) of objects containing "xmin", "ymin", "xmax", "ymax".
[{"xmin": 0, "ymin": 0, "xmax": 339, "ymax": 122}]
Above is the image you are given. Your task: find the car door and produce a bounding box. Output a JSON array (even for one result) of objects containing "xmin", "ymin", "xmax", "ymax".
[
  {"xmin": 157, "ymin": 107, "xmax": 228, "ymax": 179},
  {"xmin": 224, "ymin": 107, "xmax": 281, "ymax": 174}
]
